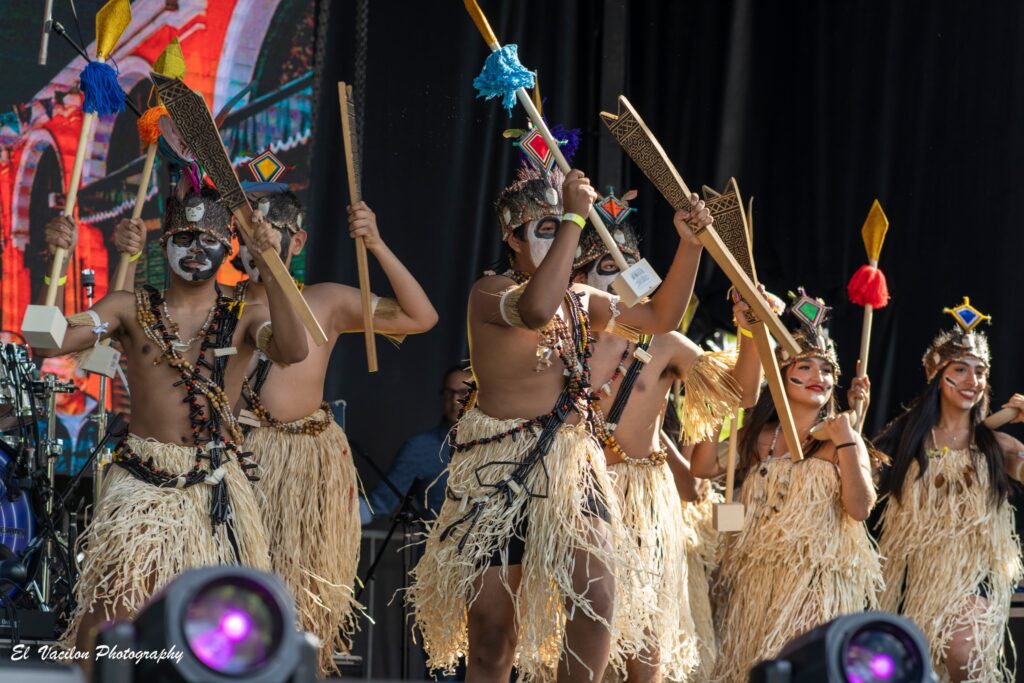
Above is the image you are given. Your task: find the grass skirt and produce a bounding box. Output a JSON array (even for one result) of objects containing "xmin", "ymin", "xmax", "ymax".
[
  {"xmin": 711, "ymin": 457, "xmax": 882, "ymax": 683},
  {"xmin": 60, "ymin": 435, "xmax": 271, "ymax": 648},
  {"xmin": 408, "ymin": 407, "xmax": 637, "ymax": 681},
  {"xmin": 244, "ymin": 412, "xmax": 362, "ymax": 677},
  {"xmin": 607, "ymin": 458, "xmax": 699, "ymax": 680},
  {"xmin": 682, "ymin": 486, "xmax": 723, "ymax": 682},
  {"xmin": 878, "ymin": 448, "xmax": 1023, "ymax": 682}
]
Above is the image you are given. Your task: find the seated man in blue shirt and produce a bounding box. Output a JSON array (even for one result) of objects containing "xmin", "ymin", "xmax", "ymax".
[{"xmin": 361, "ymin": 364, "xmax": 472, "ymax": 523}]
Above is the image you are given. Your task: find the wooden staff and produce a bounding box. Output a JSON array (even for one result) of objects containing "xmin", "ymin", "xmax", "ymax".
[
  {"xmin": 463, "ymin": 0, "xmax": 660, "ymax": 306},
  {"xmin": 984, "ymin": 407, "xmax": 1021, "ymax": 429},
  {"xmin": 152, "ymin": 73, "xmax": 327, "ymax": 346},
  {"xmin": 338, "ymin": 82, "xmax": 377, "ymax": 372},
  {"xmin": 714, "ymin": 409, "xmax": 745, "ymax": 532},
  {"xmin": 110, "ymin": 142, "xmax": 157, "ymax": 290},
  {"xmin": 600, "ymin": 96, "xmax": 801, "ymax": 359},
  {"xmin": 848, "ymin": 199, "xmax": 890, "ymax": 420}
]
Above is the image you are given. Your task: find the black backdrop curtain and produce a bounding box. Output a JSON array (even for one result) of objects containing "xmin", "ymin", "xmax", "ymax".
[{"xmin": 307, "ymin": 0, "xmax": 1024, "ymax": 489}]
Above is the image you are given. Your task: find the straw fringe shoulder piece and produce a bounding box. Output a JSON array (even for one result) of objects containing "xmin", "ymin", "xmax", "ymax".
[
  {"xmin": 60, "ymin": 435, "xmax": 271, "ymax": 648},
  {"xmin": 244, "ymin": 409, "xmax": 363, "ymax": 678},
  {"xmin": 878, "ymin": 447, "xmax": 1023, "ymax": 683},
  {"xmin": 711, "ymin": 456, "xmax": 882, "ymax": 683},
  {"xmin": 606, "ymin": 456, "xmax": 700, "ymax": 680},
  {"xmin": 408, "ymin": 406, "xmax": 641, "ymax": 682}
]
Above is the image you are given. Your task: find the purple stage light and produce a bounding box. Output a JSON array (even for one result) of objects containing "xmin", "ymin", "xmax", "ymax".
[
  {"xmin": 220, "ymin": 610, "xmax": 252, "ymax": 642},
  {"xmin": 870, "ymin": 653, "xmax": 896, "ymax": 678}
]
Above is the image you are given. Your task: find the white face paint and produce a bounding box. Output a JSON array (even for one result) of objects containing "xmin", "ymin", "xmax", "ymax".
[
  {"xmin": 586, "ymin": 253, "xmax": 636, "ymax": 293},
  {"xmin": 525, "ymin": 216, "xmax": 560, "ymax": 268}
]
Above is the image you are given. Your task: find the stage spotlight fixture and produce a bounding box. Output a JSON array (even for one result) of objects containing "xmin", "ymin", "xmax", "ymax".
[
  {"xmin": 748, "ymin": 611, "xmax": 936, "ymax": 683},
  {"xmin": 93, "ymin": 566, "xmax": 318, "ymax": 683}
]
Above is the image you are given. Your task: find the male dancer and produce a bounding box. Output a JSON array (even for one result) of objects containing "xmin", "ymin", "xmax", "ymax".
[
  {"xmin": 573, "ymin": 200, "xmax": 762, "ymax": 682},
  {"xmin": 38, "ymin": 186, "xmax": 308, "ymax": 657},
  {"xmin": 115, "ymin": 185, "xmax": 438, "ymax": 675},
  {"xmin": 409, "ymin": 164, "xmax": 711, "ymax": 683}
]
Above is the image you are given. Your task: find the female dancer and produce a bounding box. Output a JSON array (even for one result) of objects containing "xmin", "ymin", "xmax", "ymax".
[
  {"xmin": 691, "ymin": 289, "xmax": 879, "ymax": 683},
  {"xmin": 876, "ymin": 298, "xmax": 1024, "ymax": 682}
]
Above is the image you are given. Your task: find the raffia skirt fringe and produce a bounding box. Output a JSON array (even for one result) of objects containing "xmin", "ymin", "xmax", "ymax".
[
  {"xmin": 245, "ymin": 412, "xmax": 363, "ymax": 677},
  {"xmin": 711, "ymin": 458, "xmax": 882, "ymax": 683},
  {"xmin": 408, "ymin": 407, "xmax": 640, "ymax": 682},
  {"xmin": 681, "ymin": 486, "xmax": 723, "ymax": 682},
  {"xmin": 606, "ymin": 458, "xmax": 699, "ymax": 681},
  {"xmin": 60, "ymin": 435, "xmax": 271, "ymax": 649},
  {"xmin": 879, "ymin": 449, "xmax": 1023, "ymax": 683}
]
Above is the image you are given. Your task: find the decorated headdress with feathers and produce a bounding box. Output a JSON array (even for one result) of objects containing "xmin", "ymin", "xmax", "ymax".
[
  {"xmin": 161, "ymin": 185, "xmax": 232, "ymax": 249},
  {"xmin": 573, "ymin": 188, "xmax": 640, "ymax": 270},
  {"xmin": 922, "ymin": 296, "xmax": 991, "ymax": 381},
  {"xmin": 775, "ymin": 287, "xmax": 841, "ymax": 376}
]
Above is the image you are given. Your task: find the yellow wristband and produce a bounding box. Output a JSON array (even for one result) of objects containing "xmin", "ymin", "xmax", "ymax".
[
  {"xmin": 43, "ymin": 274, "xmax": 68, "ymax": 286},
  {"xmin": 562, "ymin": 212, "xmax": 587, "ymax": 229},
  {"xmin": 128, "ymin": 251, "xmax": 142, "ymax": 262},
  {"xmin": 739, "ymin": 327, "xmax": 753, "ymax": 338}
]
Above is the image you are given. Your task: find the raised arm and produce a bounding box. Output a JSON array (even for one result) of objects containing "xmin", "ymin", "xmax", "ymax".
[
  {"xmin": 111, "ymin": 217, "xmax": 146, "ymax": 292},
  {"xmin": 513, "ymin": 170, "xmax": 597, "ymax": 329},
  {"xmin": 342, "ymin": 201, "xmax": 438, "ymax": 335},
  {"xmin": 245, "ymin": 211, "xmax": 309, "ymax": 365},
  {"xmin": 732, "ymin": 301, "xmax": 764, "ymax": 409},
  {"xmin": 997, "ymin": 394, "xmax": 1024, "ymax": 480},
  {"xmin": 590, "ymin": 197, "xmax": 709, "ymax": 334},
  {"xmin": 820, "ymin": 413, "xmax": 876, "ymax": 521},
  {"xmin": 33, "ymin": 216, "xmax": 133, "ymax": 357}
]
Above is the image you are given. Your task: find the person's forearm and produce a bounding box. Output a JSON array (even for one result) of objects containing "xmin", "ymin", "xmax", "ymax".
[
  {"xmin": 35, "ymin": 253, "xmax": 70, "ymax": 308},
  {"xmin": 370, "ymin": 241, "xmax": 438, "ymax": 332},
  {"xmin": 517, "ymin": 223, "xmax": 581, "ymax": 328},
  {"xmin": 733, "ymin": 332, "xmax": 763, "ymax": 409},
  {"xmin": 690, "ymin": 438, "xmax": 724, "ymax": 479},
  {"xmin": 262, "ymin": 276, "xmax": 310, "ymax": 364},
  {"xmin": 645, "ymin": 240, "xmax": 703, "ymax": 332},
  {"xmin": 838, "ymin": 442, "xmax": 876, "ymax": 520},
  {"xmin": 664, "ymin": 438, "xmax": 699, "ymax": 502}
]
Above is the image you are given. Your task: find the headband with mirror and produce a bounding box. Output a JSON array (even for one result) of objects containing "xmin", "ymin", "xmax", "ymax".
[
  {"xmin": 923, "ymin": 296, "xmax": 991, "ymax": 381},
  {"xmin": 573, "ymin": 188, "xmax": 640, "ymax": 270},
  {"xmin": 243, "ymin": 150, "xmax": 303, "ymax": 234},
  {"xmin": 775, "ymin": 287, "xmax": 841, "ymax": 375}
]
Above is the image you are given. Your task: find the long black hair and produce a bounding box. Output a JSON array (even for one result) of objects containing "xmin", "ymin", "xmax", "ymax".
[
  {"xmin": 735, "ymin": 366, "xmax": 838, "ymax": 488},
  {"xmin": 875, "ymin": 373, "xmax": 1010, "ymax": 507}
]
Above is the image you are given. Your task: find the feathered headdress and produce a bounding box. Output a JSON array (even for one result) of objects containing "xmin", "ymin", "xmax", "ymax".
[
  {"xmin": 922, "ymin": 296, "xmax": 991, "ymax": 381},
  {"xmin": 776, "ymin": 287, "xmax": 841, "ymax": 376}
]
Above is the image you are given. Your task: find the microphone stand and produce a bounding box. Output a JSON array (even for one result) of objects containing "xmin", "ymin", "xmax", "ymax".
[{"xmin": 38, "ymin": 0, "xmax": 54, "ymax": 65}]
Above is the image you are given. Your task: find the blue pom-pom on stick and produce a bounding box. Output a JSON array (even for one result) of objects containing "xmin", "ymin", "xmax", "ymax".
[
  {"xmin": 473, "ymin": 45, "xmax": 535, "ymax": 114},
  {"xmin": 80, "ymin": 61, "xmax": 125, "ymax": 116}
]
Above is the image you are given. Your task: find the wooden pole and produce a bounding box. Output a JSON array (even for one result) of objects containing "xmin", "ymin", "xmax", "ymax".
[
  {"xmin": 751, "ymin": 322, "xmax": 804, "ymax": 460},
  {"xmin": 111, "ymin": 141, "xmax": 157, "ymax": 291},
  {"xmin": 338, "ymin": 82, "xmax": 377, "ymax": 372},
  {"xmin": 724, "ymin": 411, "xmax": 740, "ymax": 503}
]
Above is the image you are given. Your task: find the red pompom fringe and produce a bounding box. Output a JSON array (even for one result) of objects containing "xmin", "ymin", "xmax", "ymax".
[
  {"xmin": 137, "ymin": 105, "xmax": 169, "ymax": 146},
  {"xmin": 847, "ymin": 264, "xmax": 890, "ymax": 308}
]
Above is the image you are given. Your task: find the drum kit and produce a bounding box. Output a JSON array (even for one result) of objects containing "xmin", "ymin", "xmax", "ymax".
[{"xmin": 0, "ymin": 272, "xmax": 128, "ymax": 642}]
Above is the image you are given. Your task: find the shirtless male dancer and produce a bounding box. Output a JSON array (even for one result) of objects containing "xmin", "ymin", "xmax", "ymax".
[
  {"xmin": 410, "ymin": 165, "xmax": 712, "ymax": 682},
  {"xmin": 37, "ymin": 186, "xmax": 307, "ymax": 663},
  {"xmin": 115, "ymin": 188, "xmax": 438, "ymax": 674},
  {"xmin": 572, "ymin": 208, "xmax": 762, "ymax": 682}
]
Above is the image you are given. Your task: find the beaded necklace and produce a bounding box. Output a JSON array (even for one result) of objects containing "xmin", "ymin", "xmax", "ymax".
[
  {"xmin": 450, "ymin": 285, "xmax": 593, "ymax": 453},
  {"xmin": 120, "ymin": 285, "xmax": 258, "ymax": 528}
]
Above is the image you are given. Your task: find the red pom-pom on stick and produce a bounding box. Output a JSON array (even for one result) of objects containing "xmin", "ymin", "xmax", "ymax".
[{"xmin": 847, "ymin": 264, "xmax": 890, "ymax": 309}]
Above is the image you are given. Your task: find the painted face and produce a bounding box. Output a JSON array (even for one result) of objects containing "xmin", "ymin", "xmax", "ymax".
[
  {"xmin": 239, "ymin": 227, "xmax": 291, "ymax": 283},
  {"xmin": 784, "ymin": 357, "xmax": 836, "ymax": 409},
  {"xmin": 939, "ymin": 357, "xmax": 988, "ymax": 410},
  {"xmin": 525, "ymin": 216, "xmax": 560, "ymax": 268},
  {"xmin": 166, "ymin": 231, "xmax": 227, "ymax": 282},
  {"xmin": 586, "ymin": 253, "xmax": 638, "ymax": 293}
]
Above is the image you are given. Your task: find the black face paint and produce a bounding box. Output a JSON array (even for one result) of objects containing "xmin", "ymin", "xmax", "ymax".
[
  {"xmin": 788, "ymin": 376, "xmax": 804, "ymax": 386},
  {"xmin": 943, "ymin": 376, "xmax": 957, "ymax": 388},
  {"xmin": 167, "ymin": 231, "xmax": 228, "ymax": 282}
]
